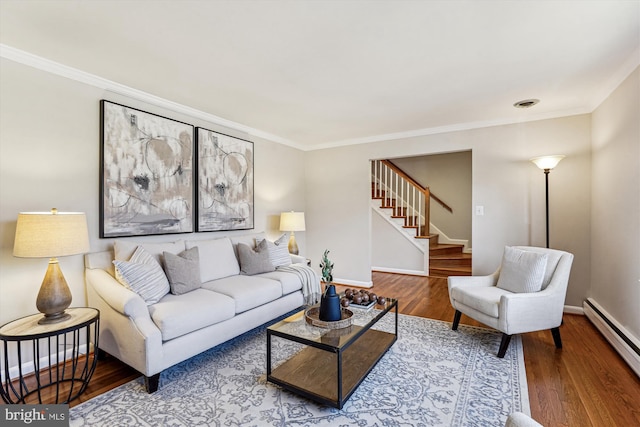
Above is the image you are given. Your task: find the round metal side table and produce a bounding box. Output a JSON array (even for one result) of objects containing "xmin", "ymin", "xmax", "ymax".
[{"xmin": 0, "ymin": 307, "xmax": 100, "ymax": 404}]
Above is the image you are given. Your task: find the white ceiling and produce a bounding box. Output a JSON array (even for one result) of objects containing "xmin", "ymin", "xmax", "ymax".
[{"xmin": 1, "ymin": 0, "xmax": 638, "ymax": 150}]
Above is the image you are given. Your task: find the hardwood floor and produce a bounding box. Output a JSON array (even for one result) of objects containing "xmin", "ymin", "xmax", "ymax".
[{"xmin": 5, "ymin": 272, "xmax": 639, "ymax": 426}]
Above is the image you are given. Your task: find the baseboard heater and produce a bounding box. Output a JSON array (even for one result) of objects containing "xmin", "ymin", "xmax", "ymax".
[{"xmin": 583, "ymin": 298, "xmax": 640, "ymax": 377}]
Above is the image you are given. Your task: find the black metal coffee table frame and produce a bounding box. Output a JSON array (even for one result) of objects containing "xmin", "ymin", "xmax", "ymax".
[{"xmin": 267, "ymin": 297, "xmax": 398, "ymax": 409}]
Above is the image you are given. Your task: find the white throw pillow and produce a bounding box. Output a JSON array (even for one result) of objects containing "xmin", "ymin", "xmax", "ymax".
[
  {"xmin": 257, "ymin": 234, "xmax": 291, "ymax": 268},
  {"xmin": 186, "ymin": 237, "xmax": 240, "ymax": 282},
  {"xmin": 497, "ymin": 246, "xmax": 548, "ymax": 293},
  {"xmin": 113, "ymin": 246, "xmax": 170, "ymax": 304}
]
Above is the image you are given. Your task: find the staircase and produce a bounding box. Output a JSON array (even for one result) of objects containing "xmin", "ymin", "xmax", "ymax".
[{"xmin": 371, "ymin": 160, "xmax": 471, "ymax": 277}]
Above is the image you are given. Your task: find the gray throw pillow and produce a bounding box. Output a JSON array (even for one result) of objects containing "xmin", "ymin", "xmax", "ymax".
[
  {"xmin": 238, "ymin": 240, "xmax": 275, "ymax": 275},
  {"xmin": 497, "ymin": 246, "xmax": 548, "ymax": 293},
  {"xmin": 163, "ymin": 247, "xmax": 201, "ymax": 295}
]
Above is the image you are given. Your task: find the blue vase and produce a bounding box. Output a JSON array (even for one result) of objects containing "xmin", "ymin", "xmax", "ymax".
[{"xmin": 319, "ymin": 284, "xmax": 341, "ymax": 321}]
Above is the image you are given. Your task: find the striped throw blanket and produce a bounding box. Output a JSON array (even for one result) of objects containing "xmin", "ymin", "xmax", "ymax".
[{"xmin": 276, "ymin": 264, "xmax": 322, "ymax": 305}]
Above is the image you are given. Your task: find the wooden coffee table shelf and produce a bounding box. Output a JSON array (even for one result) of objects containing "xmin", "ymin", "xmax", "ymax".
[{"xmin": 267, "ymin": 298, "xmax": 397, "ymax": 408}]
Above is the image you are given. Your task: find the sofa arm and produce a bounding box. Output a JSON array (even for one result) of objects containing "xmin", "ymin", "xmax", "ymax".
[
  {"xmin": 499, "ymin": 285, "xmax": 565, "ymax": 334},
  {"xmin": 448, "ymin": 269, "xmax": 499, "ymax": 290},
  {"xmin": 290, "ymin": 254, "xmax": 307, "ymax": 265},
  {"xmin": 86, "ymin": 268, "xmax": 149, "ymax": 319}
]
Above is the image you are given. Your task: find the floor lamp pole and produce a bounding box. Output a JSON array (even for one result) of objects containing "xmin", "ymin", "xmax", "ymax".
[
  {"xmin": 544, "ymin": 168, "xmax": 550, "ymax": 248},
  {"xmin": 530, "ymin": 154, "xmax": 564, "ymax": 249}
]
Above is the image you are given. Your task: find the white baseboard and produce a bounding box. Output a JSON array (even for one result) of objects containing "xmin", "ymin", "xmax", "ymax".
[
  {"xmin": 584, "ymin": 298, "xmax": 640, "ymax": 377},
  {"xmin": 372, "ymin": 267, "xmax": 429, "ymax": 277},
  {"xmin": 563, "ymin": 305, "xmax": 584, "ymax": 315},
  {"xmin": 333, "ymin": 277, "xmax": 373, "ymax": 288},
  {"xmin": 1, "ymin": 343, "xmax": 92, "ymax": 382}
]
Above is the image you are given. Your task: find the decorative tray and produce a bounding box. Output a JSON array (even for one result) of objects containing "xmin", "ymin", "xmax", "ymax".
[{"xmin": 305, "ymin": 306, "xmax": 353, "ymax": 329}]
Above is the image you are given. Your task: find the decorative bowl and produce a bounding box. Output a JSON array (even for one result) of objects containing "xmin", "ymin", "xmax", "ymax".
[{"xmin": 305, "ymin": 306, "xmax": 353, "ymax": 329}]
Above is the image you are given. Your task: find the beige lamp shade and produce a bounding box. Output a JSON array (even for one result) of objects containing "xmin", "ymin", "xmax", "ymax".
[
  {"xmin": 279, "ymin": 211, "xmax": 306, "ymax": 232},
  {"xmin": 13, "ymin": 209, "xmax": 90, "ymax": 324},
  {"xmin": 530, "ymin": 155, "xmax": 565, "ymax": 171},
  {"xmin": 14, "ymin": 209, "xmax": 90, "ymax": 258}
]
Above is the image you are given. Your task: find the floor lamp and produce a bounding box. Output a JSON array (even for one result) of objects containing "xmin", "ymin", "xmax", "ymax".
[{"xmin": 530, "ymin": 155, "xmax": 565, "ymax": 248}]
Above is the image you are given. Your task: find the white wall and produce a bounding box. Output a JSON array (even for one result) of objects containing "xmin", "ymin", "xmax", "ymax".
[
  {"xmin": 0, "ymin": 58, "xmax": 307, "ymax": 325},
  {"xmin": 371, "ymin": 210, "xmax": 425, "ymax": 274},
  {"xmin": 306, "ymin": 115, "xmax": 592, "ymax": 306},
  {"xmin": 591, "ymin": 66, "xmax": 640, "ymax": 340}
]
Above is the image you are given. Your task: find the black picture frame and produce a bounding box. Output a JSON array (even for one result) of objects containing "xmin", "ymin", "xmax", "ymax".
[
  {"xmin": 100, "ymin": 100, "xmax": 195, "ymax": 237},
  {"xmin": 195, "ymin": 127, "xmax": 254, "ymax": 232}
]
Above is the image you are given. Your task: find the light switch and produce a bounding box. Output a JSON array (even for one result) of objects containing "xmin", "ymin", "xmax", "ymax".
[{"xmin": 475, "ymin": 206, "xmax": 484, "ymax": 216}]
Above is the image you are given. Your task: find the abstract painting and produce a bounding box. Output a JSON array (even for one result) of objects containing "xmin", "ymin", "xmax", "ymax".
[
  {"xmin": 100, "ymin": 100, "xmax": 194, "ymax": 237},
  {"xmin": 196, "ymin": 128, "xmax": 254, "ymax": 231}
]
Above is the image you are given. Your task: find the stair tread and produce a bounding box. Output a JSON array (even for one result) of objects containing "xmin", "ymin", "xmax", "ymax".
[{"xmin": 430, "ymin": 253, "xmax": 472, "ymax": 259}]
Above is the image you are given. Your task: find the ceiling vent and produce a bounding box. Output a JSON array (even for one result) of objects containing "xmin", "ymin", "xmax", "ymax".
[{"xmin": 513, "ymin": 99, "xmax": 540, "ymax": 108}]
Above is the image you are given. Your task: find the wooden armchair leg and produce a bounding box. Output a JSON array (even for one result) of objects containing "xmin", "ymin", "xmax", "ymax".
[
  {"xmin": 551, "ymin": 327, "xmax": 563, "ymax": 349},
  {"xmin": 452, "ymin": 310, "xmax": 462, "ymax": 330},
  {"xmin": 497, "ymin": 333, "xmax": 512, "ymax": 358}
]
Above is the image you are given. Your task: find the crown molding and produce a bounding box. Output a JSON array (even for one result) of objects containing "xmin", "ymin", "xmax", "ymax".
[
  {"xmin": 3, "ymin": 43, "xmax": 636, "ymax": 153},
  {"xmin": 0, "ymin": 44, "xmax": 302, "ymax": 150},
  {"xmin": 307, "ymin": 107, "xmax": 591, "ymax": 151}
]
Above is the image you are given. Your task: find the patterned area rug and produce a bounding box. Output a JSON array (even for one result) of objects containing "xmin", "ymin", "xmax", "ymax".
[{"xmin": 70, "ymin": 313, "xmax": 529, "ymax": 426}]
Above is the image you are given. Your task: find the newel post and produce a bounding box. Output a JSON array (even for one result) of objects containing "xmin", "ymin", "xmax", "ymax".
[{"xmin": 423, "ymin": 187, "xmax": 430, "ymax": 236}]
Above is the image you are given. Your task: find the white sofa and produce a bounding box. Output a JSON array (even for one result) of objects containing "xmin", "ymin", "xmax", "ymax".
[{"xmin": 85, "ymin": 232, "xmax": 313, "ymax": 392}]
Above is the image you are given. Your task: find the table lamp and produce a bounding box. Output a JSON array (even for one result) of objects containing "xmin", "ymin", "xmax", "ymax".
[
  {"xmin": 279, "ymin": 211, "xmax": 305, "ymax": 255},
  {"xmin": 13, "ymin": 208, "xmax": 90, "ymax": 324}
]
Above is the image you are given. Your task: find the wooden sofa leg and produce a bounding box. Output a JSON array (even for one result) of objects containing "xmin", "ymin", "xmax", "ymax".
[
  {"xmin": 452, "ymin": 310, "xmax": 462, "ymax": 330},
  {"xmin": 144, "ymin": 373, "xmax": 161, "ymax": 393},
  {"xmin": 497, "ymin": 334, "xmax": 512, "ymax": 358},
  {"xmin": 551, "ymin": 327, "xmax": 563, "ymax": 349}
]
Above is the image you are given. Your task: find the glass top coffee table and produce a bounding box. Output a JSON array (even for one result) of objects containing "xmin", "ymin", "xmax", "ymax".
[{"xmin": 267, "ymin": 297, "xmax": 397, "ymax": 409}]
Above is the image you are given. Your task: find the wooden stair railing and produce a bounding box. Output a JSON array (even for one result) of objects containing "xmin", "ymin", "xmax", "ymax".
[
  {"xmin": 371, "ymin": 159, "xmax": 470, "ymax": 277},
  {"xmin": 371, "ymin": 159, "xmax": 453, "ymax": 236}
]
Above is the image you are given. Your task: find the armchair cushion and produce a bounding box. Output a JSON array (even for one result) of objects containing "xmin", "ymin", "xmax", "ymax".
[
  {"xmin": 497, "ymin": 246, "xmax": 548, "ymax": 293},
  {"xmin": 450, "ymin": 286, "xmax": 511, "ymax": 318}
]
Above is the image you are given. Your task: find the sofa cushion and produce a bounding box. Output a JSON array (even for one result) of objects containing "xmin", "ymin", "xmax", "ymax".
[
  {"xmin": 186, "ymin": 237, "xmax": 240, "ymax": 282},
  {"xmin": 257, "ymin": 234, "xmax": 291, "ymax": 267},
  {"xmin": 114, "ymin": 240, "xmax": 186, "ymax": 265},
  {"xmin": 451, "ymin": 286, "xmax": 512, "ymax": 318},
  {"xmin": 237, "ymin": 240, "xmax": 275, "ymax": 275},
  {"xmin": 256, "ymin": 269, "xmax": 304, "ymax": 295},
  {"xmin": 113, "ymin": 246, "xmax": 170, "ymax": 305},
  {"xmin": 148, "ymin": 289, "xmax": 236, "ymax": 341},
  {"xmin": 201, "ymin": 275, "xmax": 282, "ymax": 314},
  {"xmin": 497, "ymin": 246, "xmax": 548, "ymax": 293},
  {"xmin": 163, "ymin": 247, "xmax": 201, "ymax": 295}
]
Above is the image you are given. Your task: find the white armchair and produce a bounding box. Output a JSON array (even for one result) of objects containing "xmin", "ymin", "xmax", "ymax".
[{"xmin": 448, "ymin": 246, "xmax": 574, "ymax": 358}]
